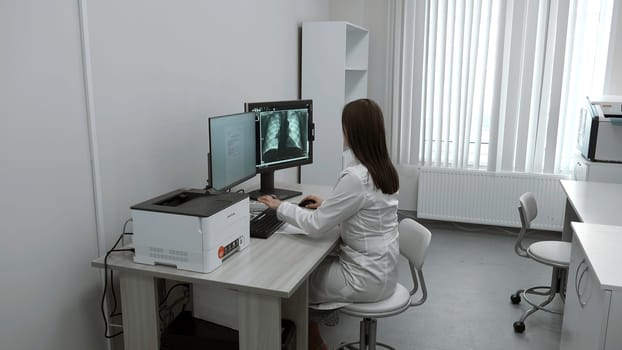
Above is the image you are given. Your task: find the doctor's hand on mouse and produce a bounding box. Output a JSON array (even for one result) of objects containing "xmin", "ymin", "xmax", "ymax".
[
  {"xmin": 257, "ymin": 194, "xmax": 323, "ymax": 210},
  {"xmin": 297, "ymin": 195, "xmax": 322, "ymax": 209}
]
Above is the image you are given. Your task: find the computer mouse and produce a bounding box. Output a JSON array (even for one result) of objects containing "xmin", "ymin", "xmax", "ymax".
[{"xmin": 298, "ymin": 198, "xmax": 317, "ymax": 208}]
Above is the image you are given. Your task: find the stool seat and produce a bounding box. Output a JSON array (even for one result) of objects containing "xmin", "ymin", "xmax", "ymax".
[
  {"xmin": 527, "ymin": 241, "xmax": 571, "ymax": 266},
  {"xmin": 343, "ymin": 284, "xmax": 410, "ymax": 316}
]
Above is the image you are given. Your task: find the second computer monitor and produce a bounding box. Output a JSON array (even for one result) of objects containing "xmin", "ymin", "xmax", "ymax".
[
  {"xmin": 208, "ymin": 112, "xmax": 257, "ymax": 192},
  {"xmin": 245, "ymin": 99, "xmax": 314, "ymax": 200}
]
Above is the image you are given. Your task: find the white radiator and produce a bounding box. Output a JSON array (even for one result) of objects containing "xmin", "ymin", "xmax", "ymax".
[{"xmin": 417, "ymin": 167, "xmax": 568, "ymax": 231}]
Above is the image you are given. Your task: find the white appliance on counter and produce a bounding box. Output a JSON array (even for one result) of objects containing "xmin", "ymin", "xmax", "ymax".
[
  {"xmin": 131, "ymin": 189, "xmax": 250, "ymax": 273},
  {"xmin": 577, "ymin": 95, "xmax": 622, "ymax": 163}
]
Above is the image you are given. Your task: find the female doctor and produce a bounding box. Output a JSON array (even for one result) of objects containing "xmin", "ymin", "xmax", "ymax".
[{"xmin": 258, "ymin": 98, "xmax": 400, "ymax": 348}]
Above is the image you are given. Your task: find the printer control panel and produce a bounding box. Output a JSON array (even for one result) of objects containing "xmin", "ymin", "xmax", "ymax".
[{"xmin": 218, "ymin": 237, "xmax": 242, "ymax": 260}]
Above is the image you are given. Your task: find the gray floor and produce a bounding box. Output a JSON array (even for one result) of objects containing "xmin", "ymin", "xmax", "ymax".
[{"xmin": 318, "ymin": 216, "xmax": 563, "ymax": 350}]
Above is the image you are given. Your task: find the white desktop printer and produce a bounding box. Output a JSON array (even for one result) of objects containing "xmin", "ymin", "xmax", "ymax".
[
  {"xmin": 131, "ymin": 189, "xmax": 250, "ymax": 273},
  {"xmin": 577, "ymin": 95, "xmax": 622, "ymax": 163}
]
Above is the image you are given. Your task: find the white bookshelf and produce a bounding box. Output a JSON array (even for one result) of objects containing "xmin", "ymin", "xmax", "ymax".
[{"xmin": 301, "ymin": 21, "xmax": 369, "ymax": 186}]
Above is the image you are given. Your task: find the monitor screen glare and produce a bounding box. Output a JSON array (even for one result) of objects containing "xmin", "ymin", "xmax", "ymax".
[{"xmin": 208, "ymin": 112, "xmax": 257, "ymax": 191}]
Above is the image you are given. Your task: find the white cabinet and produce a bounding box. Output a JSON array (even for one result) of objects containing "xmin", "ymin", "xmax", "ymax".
[
  {"xmin": 560, "ymin": 239, "xmax": 612, "ymax": 349},
  {"xmin": 574, "ymin": 153, "xmax": 622, "ymax": 183},
  {"xmin": 301, "ymin": 21, "xmax": 369, "ymax": 186},
  {"xmin": 560, "ymin": 224, "xmax": 622, "ymax": 350}
]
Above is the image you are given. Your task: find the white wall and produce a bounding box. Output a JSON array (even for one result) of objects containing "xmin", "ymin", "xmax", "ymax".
[
  {"xmin": 605, "ymin": 0, "xmax": 622, "ymax": 94},
  {"xmin": 84, "ymin": 0, "xmax": 330, "ymax": 249},
  {"xmin": 0, "ymin": 1, "xmax": 102, "ymax": 349},
  {"xmin": 1, "ymin": 1, "xmax": 330, "ymax": 349}
]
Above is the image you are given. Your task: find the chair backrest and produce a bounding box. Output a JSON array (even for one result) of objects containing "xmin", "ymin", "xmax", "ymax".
[
  {"xmin": 398, "ymin": 218, "xmax": 432, "ymax": 306},
  {"xmin": 399, "ymin": 218, "xmax": 431, "ymax": 269},
  {"xmin": 515, "ymin": 192, "xmax": 538, "ymax": 257},
  {"xmin": 519, "ymin": 192, "xmax": 538, "ymax": 229}
]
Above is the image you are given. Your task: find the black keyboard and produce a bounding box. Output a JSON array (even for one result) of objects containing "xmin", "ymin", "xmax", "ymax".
[{"xmin": 250, "ymin": 208, "xmax": 284, "ymax": 239}]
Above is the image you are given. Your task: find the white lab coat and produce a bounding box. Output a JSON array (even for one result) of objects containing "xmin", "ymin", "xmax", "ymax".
[{"xmin": 277, "ymin": 163, "xmax": 399, "ymax": 304}]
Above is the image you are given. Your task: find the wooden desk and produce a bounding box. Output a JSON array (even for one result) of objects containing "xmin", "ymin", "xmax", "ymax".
[
  {"xmin": 92, "ymin": 183, "xmax": 338, "ymax": 350},
  {"xmin": 560, "ymin": 180, "xmax": 622, "ymax": 241}
]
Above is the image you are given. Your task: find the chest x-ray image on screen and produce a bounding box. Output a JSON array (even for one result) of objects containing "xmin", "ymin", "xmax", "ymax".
[{"xmin": 259, "ymin": 109, "xmax": 309, "ymax": 165}]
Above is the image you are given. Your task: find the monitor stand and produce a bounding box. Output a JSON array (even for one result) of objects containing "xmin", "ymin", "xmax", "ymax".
[{"xmin": 247, "ymin": 172, "xmax": 302, "ymax": 201}]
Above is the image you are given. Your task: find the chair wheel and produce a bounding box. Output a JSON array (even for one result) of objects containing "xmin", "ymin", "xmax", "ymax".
[
  {"xmin": 510, "ymin": 293, "xmax": 521, "ymax": 304},
  {"xmin": 513, "ymin": 321, "xmax": 525, "ymax": 333}
]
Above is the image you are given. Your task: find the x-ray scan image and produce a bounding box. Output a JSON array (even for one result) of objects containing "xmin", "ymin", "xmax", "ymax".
[{"xmin": 259, "ymin": 110, "xmax": 309, "ymax": 164}]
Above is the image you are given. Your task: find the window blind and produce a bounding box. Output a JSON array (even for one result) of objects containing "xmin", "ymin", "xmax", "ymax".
[{"xmin": 395, "ymin": 0, "xmax": 614, "ymax": 174}]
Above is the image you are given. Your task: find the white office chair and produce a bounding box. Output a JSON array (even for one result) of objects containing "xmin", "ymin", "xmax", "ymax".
[
  {"xmin": 510, "ymin": 192, "xmax": 571, "ymax": 333},
  {"xmin": 316, "ymin": 218, "xmax": 431, "ymax": 349}
]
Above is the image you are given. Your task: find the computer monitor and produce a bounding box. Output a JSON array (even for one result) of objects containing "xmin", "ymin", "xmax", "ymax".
[
  {"xmin": 208, "ymin": 112, "xmax": 257, "ymax": 191},
  {"xmin": 244, "ymin": 99, "xmax": 314, "ymax": 200}
]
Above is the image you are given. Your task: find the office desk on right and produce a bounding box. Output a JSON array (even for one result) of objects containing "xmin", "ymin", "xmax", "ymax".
[{"xmin": 560, "ymin": 179, "xmax": 622, "ymax": 241}]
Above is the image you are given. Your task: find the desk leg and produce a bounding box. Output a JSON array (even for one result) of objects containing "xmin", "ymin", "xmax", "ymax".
[
  {"xmin": 119, "ymin": 272, "xmax": 159, "ymax": 350},
  {"xmin": 283, "ymin": 280, "xmax": 308, "ymax": 350},
  {"xmin": 563, "ymin": 199, "xmax": 579, "ymax": 241},
  {"xmin": 238, "ymin": 292, "xmax": 281, "ymax": 350}
]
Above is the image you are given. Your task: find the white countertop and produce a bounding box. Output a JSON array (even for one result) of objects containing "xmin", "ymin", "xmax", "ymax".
[
  {"xmin": 561, "ymin": 180, "xmax": 622, "ymax": 226},
  {"xmin": 572, "ymin": 222, "xmax": 622, "ymax": 292},
  {"xmin": 93, "ymin": 229, "xmax": 339, "ymax": 298}
]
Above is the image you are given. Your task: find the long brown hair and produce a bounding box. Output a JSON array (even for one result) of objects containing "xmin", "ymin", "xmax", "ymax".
[{"xmin": 342, "ymin": 99, "xmax": 399, "ymax": 194}]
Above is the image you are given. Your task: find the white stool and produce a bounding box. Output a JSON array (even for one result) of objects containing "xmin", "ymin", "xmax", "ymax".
[
  {"xmin": 511, "ymin": 192, "xmax": 571, "ymax": 333},
  {"xmin": 315, "ymin": 218, "xmax": 432, "ymax": 350}
]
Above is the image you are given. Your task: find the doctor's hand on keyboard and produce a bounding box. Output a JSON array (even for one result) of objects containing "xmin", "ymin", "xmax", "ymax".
[{"xmin": 257, "ymin": 194, "xmax": 282, "ymax": 210}]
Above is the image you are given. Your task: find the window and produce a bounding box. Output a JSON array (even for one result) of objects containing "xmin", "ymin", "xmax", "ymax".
[{"xmin": 396, "ymin": 0, "xmax": 613, "ymax": 174}]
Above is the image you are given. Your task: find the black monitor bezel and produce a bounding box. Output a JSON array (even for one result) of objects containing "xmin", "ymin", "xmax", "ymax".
[
  {"xmin": 207, "ymin": 111, "xmax": 258, "ymax": 191},
  {"xmin": 244, "ymin": 99, "xmax": 314, "ymax": 173}
]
